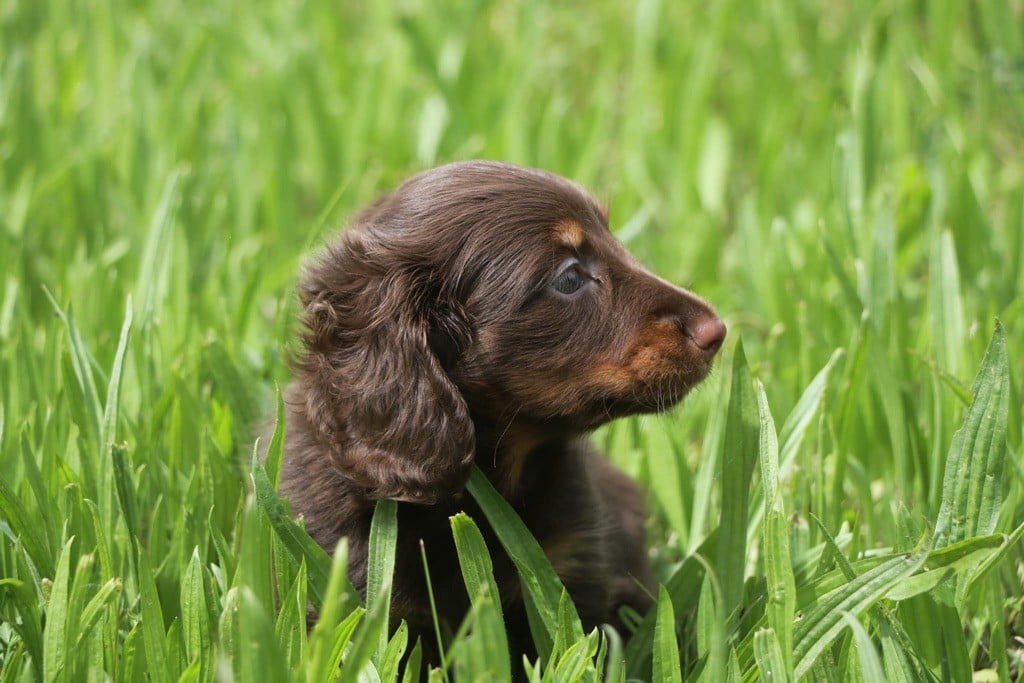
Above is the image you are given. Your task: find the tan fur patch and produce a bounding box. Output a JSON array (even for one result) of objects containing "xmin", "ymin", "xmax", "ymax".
[
  {"xmin": 492, "ymin": 427, "xmax": 544, "ymax": 496},
  {"xmin": 623, "ymin": 321, "xmax": 685, "ymax": 375},
  {"xmin": 554, "ymin": 219, "xmax": 585, "ymax": 248},
  {"xmin": 576, "ymin": 322, "xmax": 684, "ymax": 394}
]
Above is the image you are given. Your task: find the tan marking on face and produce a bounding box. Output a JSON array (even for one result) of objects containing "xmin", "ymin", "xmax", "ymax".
[
  {"xmin": 582, "ymin": 364, "xmax": 637, "ymax": 394},
  {"xmin": 622, "ymin": 321, "xmax": 687, "ymax": 376},
  {"xmin": 554, "ymin": 219, "xmax": 585, "ymax": 248},
  {"xmin": 575, "ymin": 322, "xmax": 685, "ymax": 390},
  {"xmin": 504, "ymin": 322, "xmax": 689, "ymax": 414}
]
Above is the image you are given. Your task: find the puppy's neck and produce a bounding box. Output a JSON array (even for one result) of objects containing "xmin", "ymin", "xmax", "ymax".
[{"xmin": 473, "ymin": 419, "xmax": 561, "ymax": 499}]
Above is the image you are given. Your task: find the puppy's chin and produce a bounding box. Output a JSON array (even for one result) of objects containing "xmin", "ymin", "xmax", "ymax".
[{"xmin": 581, "ymin": 365, "xmax": 713, "ymax": 427}]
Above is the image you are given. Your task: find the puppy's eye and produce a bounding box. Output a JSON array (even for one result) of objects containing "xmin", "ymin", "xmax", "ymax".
[{"xmin": 552, "ymin": 265, "xmax": 586, "ymax": 295}]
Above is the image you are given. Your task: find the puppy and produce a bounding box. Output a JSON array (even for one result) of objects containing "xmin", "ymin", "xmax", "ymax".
[{"xmin": 279, "ymin": 160, "xmax": 725, "ymax": 663}]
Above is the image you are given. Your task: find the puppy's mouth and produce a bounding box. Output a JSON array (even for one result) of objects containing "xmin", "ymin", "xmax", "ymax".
[{"xmin": 582, "ymin": 355, "xmax": 716, "ymax": 425}]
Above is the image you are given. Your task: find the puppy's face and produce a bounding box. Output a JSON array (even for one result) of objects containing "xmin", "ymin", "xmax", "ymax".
[
  {"xmin": 425, "ymin": 165, "xmax": 726, "ymax": 432},
  {"xmin": 294, "ymin": 161, "xmax": 724, "ymax": 502}
]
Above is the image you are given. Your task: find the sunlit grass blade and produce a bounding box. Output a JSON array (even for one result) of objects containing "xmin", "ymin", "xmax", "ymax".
[
  {"xmin": 928, "ymin": 231, "xmax": 967, "ymax": 380},
  {"xmin": 778, "ymin": 349, "xmax": 843, "ymax": 469},
  {"xmin": 136, "ymin": 169, "xmax": 183, "ymax": 326}
]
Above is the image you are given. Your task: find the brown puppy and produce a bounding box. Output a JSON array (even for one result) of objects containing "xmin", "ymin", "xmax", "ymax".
[{"xmin": 279, "ymin": 161, "xmax": 725, "ymax": 662}]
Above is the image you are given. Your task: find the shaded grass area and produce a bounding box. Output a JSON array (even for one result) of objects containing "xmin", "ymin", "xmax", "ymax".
[{"xmin": 1, "ymin": 0, "xmax": 1022, "ymax": 680}]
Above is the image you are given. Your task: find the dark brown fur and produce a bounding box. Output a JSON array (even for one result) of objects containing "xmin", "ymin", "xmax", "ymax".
[{"xmin": 279, "ymin": 161, "xmax": 725, "ymax": 666}]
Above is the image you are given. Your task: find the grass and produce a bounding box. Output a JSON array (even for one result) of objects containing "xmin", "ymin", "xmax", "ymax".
[{"xmin": 1, "ymin": 0, "xmax": 1022, "ymax": 680}]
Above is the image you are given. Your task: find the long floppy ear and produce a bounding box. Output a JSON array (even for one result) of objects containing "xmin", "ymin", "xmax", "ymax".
[{"xmin": 295, "ymin": 231, "xmax": 475, "ymax": 504}]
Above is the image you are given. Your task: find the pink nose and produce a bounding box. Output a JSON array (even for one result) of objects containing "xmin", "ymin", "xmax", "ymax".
[{"xmin": 689, "ymin": 316, "xmax": 727, "ymax": 353}]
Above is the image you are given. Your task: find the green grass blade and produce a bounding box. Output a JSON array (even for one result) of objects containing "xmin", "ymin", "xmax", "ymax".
[
  {"xmin": 366, "ymin": 499, "xmax": 398, "ymax": 665},
  {"xmin": 793, "ymin": 552, "xmax": 927, "ymax": 678},
  {"xmin": 275, "ymin": 560, "xmax": 309, "ymax": 674},
  {"xmin": 645, "ymin": 419, "xmax": 689, "ymax": 544},
  {"xmin": 752, "ymin": 628, "xmax": 791, "ymax": 683},
  {"xmin": 625, "ymin": 534, "xmax": 713, "ymax": 679},
  {"xmin": 181, "ymin": 547, "xmax": 212, "ymax": 678},
  {"xmin": 0, "ymin": 577, "xmax": 44, "ymax": 679},
  {"xmin": 755, "ymin": 380, "xmax": 796, "ymax": 670},
  {"xmin": 401, "ymin": 638, "xmax": 424, "ymax": 683},
  {"xmin": 716, "ymin": 340, "xmax": 758, "ymax": 620},
  {"xmin": 72, "ymin": 577, "xmax": 121, "ymax": 652},
  {"xmin": 40, "ymin": 289, "xmax": 101, "ymax": 444},
  {"xmin": 100, "ymin": 296, "xmax": 132, "ymax": 454},
  {"xmin": 451, "ymin": 512, "xmax": 511, "ymax": 681},
  {"xmin": 136, "ymin": 538, "xmax": 170, "ymax": 680},
  {"xmin": 934, "ymin": 321, "xmax": 1009, "ymax": 547},
  {"xmin": 43, "ymin": 537, "xmax": 74, "ymax": 683},
  {"xmin": 465, "ymin": 466, "xmax": 579, "ymax": 651},
  {"xmin": 653, "ymin": 586, "xmax": 683, "ymax": 683},
  {"xmin": 339, "ymin": 596, "xmax": 389, "ymax": 683},
  {"xmin": 263, "ymin": 387, "xmax": 287, "ymax": 488},
  {"xmin": 840, "ymin": 611, "xmax": 885, "ymax": 682},
  {"xmin": 237, "ymin": 587, "xmax": 291, "ymax": 683},
  {"xmin": 306, "ymin": 539, "xmax": 355, "ymax": 681},
  {"xmin": 379, "ymin": 621, "xmax": 410, "ymax": 683},
  {"xmin": 251, "ymin": 455, "xmax": 336, "ymax": 610},
  {"xmin": 0, "ymin": 473, "xmax": 55, "ymax": 578},
  {"xmin": 602, "ymin": 625, "xmax": 625, "ymax": 683}
]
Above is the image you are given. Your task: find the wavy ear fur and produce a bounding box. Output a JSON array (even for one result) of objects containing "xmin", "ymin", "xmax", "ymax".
[{"xmin": 294, "ymin": 230, "xmax": 475, "ymax": 504}]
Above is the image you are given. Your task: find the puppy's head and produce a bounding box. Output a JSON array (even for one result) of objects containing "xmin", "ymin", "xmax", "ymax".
[{"xmin": 296, "ymin": 161, "xmax": 724, "ymax": 503}]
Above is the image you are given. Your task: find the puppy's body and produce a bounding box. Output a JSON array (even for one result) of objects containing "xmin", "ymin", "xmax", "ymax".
[{"xmin": 279, "ymin": 161, "xmax": 724, "ymax": 663}]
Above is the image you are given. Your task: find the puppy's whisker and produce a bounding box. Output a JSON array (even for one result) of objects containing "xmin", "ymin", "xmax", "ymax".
[{"xmin": 493, "ymin": 403, "xmax": 525, "ymax": 467}]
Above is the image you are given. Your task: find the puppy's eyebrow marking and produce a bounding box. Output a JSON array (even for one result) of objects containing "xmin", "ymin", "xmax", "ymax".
[{"xmin": 554, "ymin": 219, "xmax": 585, "ymax": 248}]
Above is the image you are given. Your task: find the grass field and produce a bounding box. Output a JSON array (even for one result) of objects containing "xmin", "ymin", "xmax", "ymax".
[{"xmin": 2, "ymin": 0, "xmax": 1023, "ymax": 680}]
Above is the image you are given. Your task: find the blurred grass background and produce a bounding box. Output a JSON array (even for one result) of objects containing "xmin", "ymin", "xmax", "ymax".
[{"xmin": 1, "ymin": 0, "xmax": 1023, "ymax": 680}]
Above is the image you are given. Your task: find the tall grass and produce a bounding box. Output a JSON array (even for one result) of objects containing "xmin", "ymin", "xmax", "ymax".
[{"xmin": 1, "ymin": 0, "xmax": 1022, "ymax": 680}]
